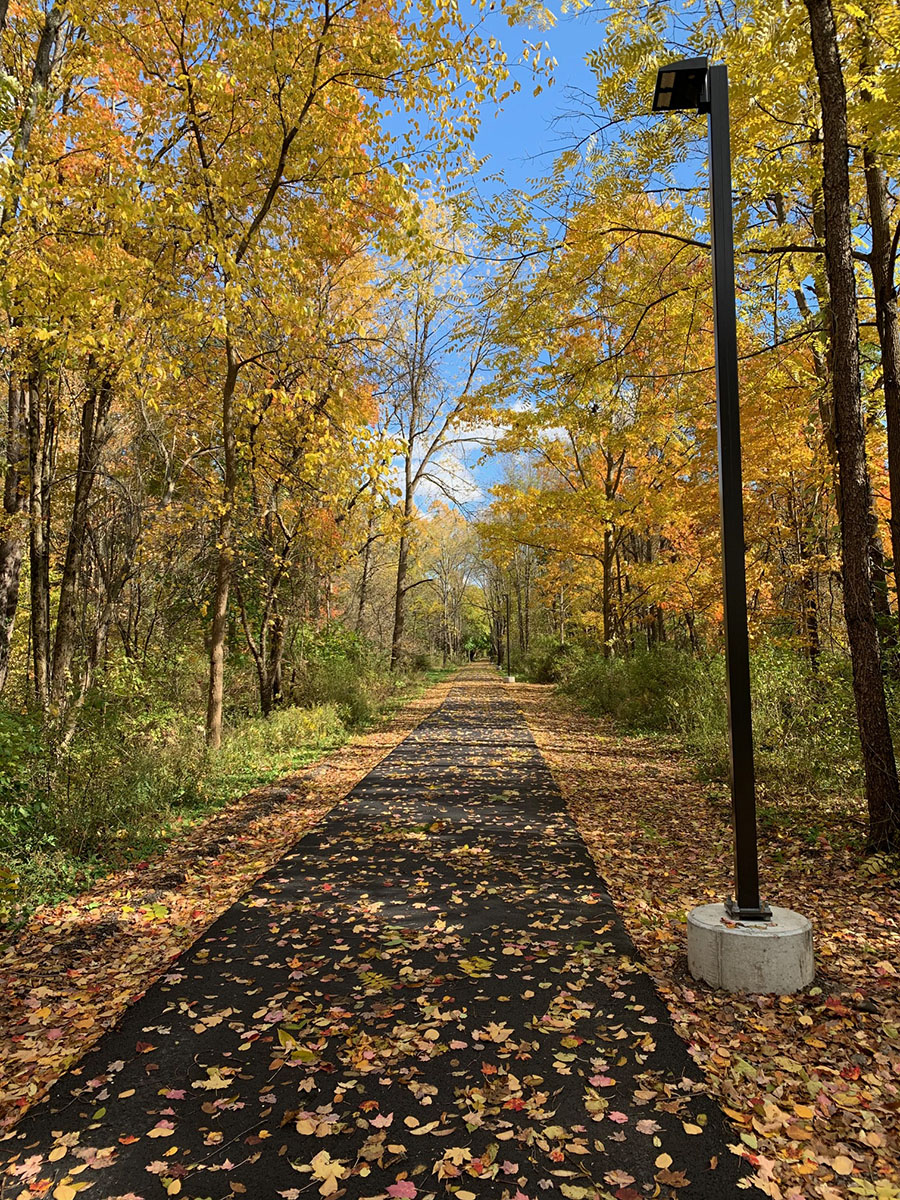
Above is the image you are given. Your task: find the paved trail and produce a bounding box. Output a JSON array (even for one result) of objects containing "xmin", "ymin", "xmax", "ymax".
[{"xmin": 2, "ymin": 668, "xmax": 749, "ymax": 1199}]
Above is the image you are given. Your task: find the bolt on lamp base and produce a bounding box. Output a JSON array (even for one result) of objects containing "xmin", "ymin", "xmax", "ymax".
[{"xmin": 724, "ymin": 896, "xmax": 772, "ymax": 921}]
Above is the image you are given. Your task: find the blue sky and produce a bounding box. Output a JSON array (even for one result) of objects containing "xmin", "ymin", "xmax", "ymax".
[
  {"xmin": 411, "ymin": 4, "xmax": 609, "ymax": 512},
  {"xmin": 469, "ymin": 5, "xmax": 602, "ymax": 193}
]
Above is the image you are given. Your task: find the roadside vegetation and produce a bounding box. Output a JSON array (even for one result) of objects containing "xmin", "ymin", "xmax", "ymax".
[
  {"xmin": 0, "ymin": 628, "xmax": 451, "ymax": 923},
  {"xmin": 502, "ymin": 640, "xmax": 884, "ymax": 862}
]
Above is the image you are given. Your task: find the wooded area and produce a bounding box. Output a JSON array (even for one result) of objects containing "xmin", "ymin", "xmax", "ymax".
[{"xmin": 2, "ymin": 0, "xmax": 900, "ymax": 921}]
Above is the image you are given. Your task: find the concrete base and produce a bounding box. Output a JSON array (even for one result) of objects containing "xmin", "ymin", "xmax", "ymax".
[
  {"xmin": 505, "ymin": 675, "xmax": 516, "ymax": 683},
  {"xmin": 687, "ymin": 903, "xmax": 814, "ymax": 994}
]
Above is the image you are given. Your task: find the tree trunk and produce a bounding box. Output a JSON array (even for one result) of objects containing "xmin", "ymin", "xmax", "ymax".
[
  {"xmin": 206, "ymin": 342, "xmax": 240, "ymax": 748},
  {"xmin": 390, "ymin": 527, "xmax": 410, "ymax": 671},
  {"xmin": 356, "ymin": 519, "xmax": 375, "ymax": 633},
  {"xmin": 50, "ymin": 370, "xmax": 112, "ymax": 706},
  {"xmin": 804, "ymin": 0, "xmax": 900, "ymax": 850},
  {"xmin": 269, "ymin": 611, "xmax": 285, "ymax": 708},
  {"xmin": 0, "ymin": 380, "xmax": 26, "ymax": 691},
  {"xmin": 28, "ymin": 373, "xmax": 51, "ymax": 707},
  {"xmin": 601, "ymin": 529, "xmax": 612, "ymax": 657},
  {"xmin": 863, "ymin": 152, "xmax": 900, "ymax": 611},
  {"xmin": 390, "ymin": 476, "xmax": 413, "ymax": 671},
  {"xmin": 0, "ymin": 4, "xmax": 65, "ymax": 238}
]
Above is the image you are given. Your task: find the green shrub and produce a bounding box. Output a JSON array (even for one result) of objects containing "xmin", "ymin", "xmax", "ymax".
[
  {"xmin": 560, "ymin": 643, "xmax": 866, "ymax": 799},
  {"xmin": 409, "ymin": 651, "xmax": 436, "ymax": 673},
  {"xmin": 215, "ymin": 704, "xmax": 346, "ymax": 782},
  {"xmin": 561, "ymin": 644, "xmax": 698, "ymax": 729},
  {"xmin": 521, "ymin": 640, "xmax": 586, "ymax": 684},
  {"xmin": 672, "ymin": 645, "xmax": 861, "ymax": 795},
  {"xmin": 0, "ymin": 622, "xmax": 440, "ymax": 922},
  {"xmin": 288, "ymin": 623, "xmax": 389, "ymax": 727}
]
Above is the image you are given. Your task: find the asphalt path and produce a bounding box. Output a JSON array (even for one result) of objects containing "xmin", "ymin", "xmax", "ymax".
[{"xmin": 1, "ymin": 666, "xmax": 750, "ymax": 1199}]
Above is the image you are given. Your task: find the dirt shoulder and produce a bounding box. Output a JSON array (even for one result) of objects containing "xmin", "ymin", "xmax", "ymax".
[
  {"xmin": 517, "ymin": 681, "xmax": 900, "ymax": 1200},
  {"xmin": 0, "ymin": 671, "xmax": 458, "ymax": 1131}
]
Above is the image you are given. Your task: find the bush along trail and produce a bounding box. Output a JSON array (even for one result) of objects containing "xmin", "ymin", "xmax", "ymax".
[
  {"xmin": 1, "ymin": 667, "xmax": 750, "ymax": 1199},
  {"xmin": 0, "ymin": 671, "xmax": 458, "ymax": 1135},
  {"xmin": 519, "ymin": 682, "xmax": 900, "ymax": 1200}
]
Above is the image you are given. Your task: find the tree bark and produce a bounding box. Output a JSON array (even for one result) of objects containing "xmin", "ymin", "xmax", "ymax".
[
  {"xmin": 0, "ymin": 5, "xmax": 65, "ymax": 238},
  {"xmin": 390, "ymin": 523, "xmax": 410, "ymax": 670},
  {"xmin": 27, "ymin": 373, "xmax": 52, "ymax": 707},
  {"xmin": 50, "ymin": 370, "xmax": 113, "ymax": 706},
  {"xmin": 355, "ymin": 519, "xmax": 375, "ymax": 634},
  {"xmin": 0, "ymin": 380, "xmax": 27, "ymax": 691},
  {"xmin": 390, "ymin": 450, "xmax": 413, "ymax": 668},
  {"xmin": 804, "ymin": 0, "xmax": 900, "ymax": 849},
  {"xmin": 206, "ymin": 341, "xmax": 240, "ymax": 748},
  {"xmin": 863, "ymin": 152, "xmax": 900, "ymax": 609},
  {"xmin": 601, "ymin": 529, "xmax": 613, "ymax": 657}
]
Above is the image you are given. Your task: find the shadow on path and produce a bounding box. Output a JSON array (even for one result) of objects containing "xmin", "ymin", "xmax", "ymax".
[{"xmin": 1, "ymin": 666, "xmax": 750, "ymax": 1199}]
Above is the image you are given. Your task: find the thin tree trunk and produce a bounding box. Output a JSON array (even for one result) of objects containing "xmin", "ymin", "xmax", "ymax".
[
  {"xmin": 804, "ymin": 0, "xmax": 900, "ymax": 850},
  {"xmin": 601, "ymin": 530, "xmax": 612, "ymax": 657},
  {"xmin": 390, "ymin": 527, "xmax": 410, "ymax": 670},
  {"xmin": 50, "ymin": 370, "xmax": 113, "ymax": 706},
  {"xmin": 27, "ymin": 373, "xmax": 51, "ymax": 706},
  {"xmin": 269, "ymin": 611, "xmax": 285, "ymax": 709},
  {"xmin": 863, "ymin": 152, "xmax": 900, "ymax": 610},
  {"xmin": 0, "ymin": 379, "xmax": 26, "ymax": 691},
  {"xmin": 356, "ymin": 520, "xmax": 375, "ymax": 633},
  {"xmin": 206, "ymin": 342, "xmax": 240, "ymax": 748},
  {"xmin": 0, "ymin": 4, "xmax": 65, "ymax": 238},
  {"xmin": 656, "ymin": 605, "xmax": 666, "ymax": 645},
  {"xmin": 390, "ymin": 471, "xmax": 413, "ymax": 670}
]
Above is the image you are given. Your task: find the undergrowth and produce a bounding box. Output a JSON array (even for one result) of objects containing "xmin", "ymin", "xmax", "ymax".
[
  {"xmin": 526, "ymin": 641, "xmax": 872, "ymax": 811},
  {"xmin": 0, "ymin": 642, "xmax": 453, "ymax": 923}
]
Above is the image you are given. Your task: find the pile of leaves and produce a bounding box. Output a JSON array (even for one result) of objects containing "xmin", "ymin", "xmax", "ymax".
[
  {"xmin": 0, "ymin": 674, "xmax": 457, "ymax": 1131},
  {"xmin": 520, "ymin": 683, "xmax": 900, "ymax": 1200}
]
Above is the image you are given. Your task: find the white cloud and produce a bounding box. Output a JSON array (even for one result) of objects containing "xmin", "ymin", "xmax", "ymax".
[{"xmin": 416, "ymin": 450, "xmax": 484, "ymax": 507}]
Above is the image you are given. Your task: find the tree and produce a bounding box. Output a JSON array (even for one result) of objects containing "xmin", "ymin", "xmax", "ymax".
[
  {"xmin": 377, "ymin": 242, "xmax": 494, "ymax": 668},
  {"xmin": 802, "ymin": 0, "xmax": 900, "ymax": 848}
]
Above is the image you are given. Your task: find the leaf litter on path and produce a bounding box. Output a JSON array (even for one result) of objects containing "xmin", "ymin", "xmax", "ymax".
[
  {"xmin": 0, "ymin": 674, "xmax": 458, "ymax": 1131},
  {"xmin": 520, "ymin": 683, "xmax": 900, "ymax": 1200},
  {"xmin": 1, "ymin": 667, "xmax": 749, "ymax": 1199}
]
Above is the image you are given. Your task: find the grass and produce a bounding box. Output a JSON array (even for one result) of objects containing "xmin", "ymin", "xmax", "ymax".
[
  {"xmin": 0, "ymin": 663, "xmax": 456, "ymax": 924},
  {"xmin": 516, "ymin": 640, "xmax": 898, "ymax": 858},
  {"xmin": 541, "ymin": 642, "xmax": 866, "ymax": 800}
]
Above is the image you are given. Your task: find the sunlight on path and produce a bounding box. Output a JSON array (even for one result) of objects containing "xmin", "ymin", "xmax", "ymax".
[{"xmin": 1, "ymin": 666, "xmax": 750, "ymax": 1199}]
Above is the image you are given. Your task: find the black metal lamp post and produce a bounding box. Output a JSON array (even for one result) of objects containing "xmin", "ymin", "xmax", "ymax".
[{"xmin": 651, "ymin": 56, "xmax": 770, "ymax": 921}]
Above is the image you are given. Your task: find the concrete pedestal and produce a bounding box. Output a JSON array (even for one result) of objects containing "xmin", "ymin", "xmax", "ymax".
[
  {"xmin": 687, "ymin": 903, "xmax": 814, "ymax": 994},
  {"xmin": 505, "ymin": 675, "xmax": 516, "ymax": 683}
]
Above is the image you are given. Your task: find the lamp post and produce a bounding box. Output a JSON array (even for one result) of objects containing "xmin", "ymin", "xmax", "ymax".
[
  {"xmin": 651, "ymin": 57, "xmax": 769, "ymax": 922},
  {"xmin": 646, "ymin": 58, "xmax": 814, "ymax": 993}
]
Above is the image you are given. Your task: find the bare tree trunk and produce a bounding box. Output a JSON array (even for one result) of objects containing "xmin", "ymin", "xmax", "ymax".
[
  {"xmin": 804, "ymin": 0, "xmax": 900, "ymax": 850},
  {"xmin": 390, "ymin": 525, "xmax": 410, "ymax": 671},
  {"xmin": 50, "ymin": 370, "xmax": 113, "ymax": 706},
  {"xmin": 356, "ymin": 518, "xmax": 375, "ymax": 633},
  {"xmin": 863, "ymin": 153, "xmax": 900, "ymax": 610},
  {"xmin": 390, "ymin": 474, "xmax": 413, "ymax": 669},
  {"xmin": 0, "ymin": 380, "xmax": 27, "ymax": 690},
  {"xmin": 602, "ymin": 531, "xmax": 613, "ymax": 657},
  {"xmin": 28, "ymin": 373, "xmax": 51, "ymax": 707},
  {"xmin": 206, "ymin": 342, "xmax": 239, "ymax": 748},
  {"xmin": 0, "ymin": 4, "xmax": 65, "ymax": 238},
  {"xmin": 269, "ymin": 611, "xmax": 285, "ymax": 709},
  {"xmin": 0, "ymin": 8, "xmax": 65, "ymax": 696},
  {"xmin": 515, "ymin": 569, "xmax": 525, "ymax": 652},
  {"xmin": 655, "ymin": 605, "xmax": 666, "ymax": 645}
]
